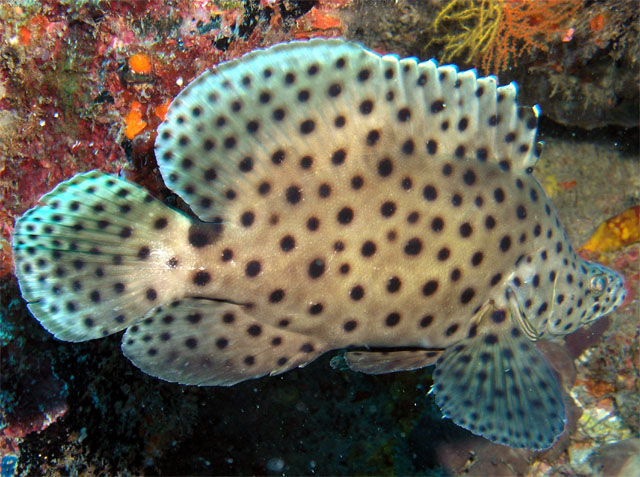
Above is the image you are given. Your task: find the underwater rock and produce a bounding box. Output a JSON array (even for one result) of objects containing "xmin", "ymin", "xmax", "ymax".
[{"xmin": 586, "ymin": 438, "xmax": 640, "ymax": 476}]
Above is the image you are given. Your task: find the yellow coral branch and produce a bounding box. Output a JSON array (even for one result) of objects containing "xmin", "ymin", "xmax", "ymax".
[
  {"xmin": 429, "ymin": 0, "xmax": 582, "ymax": 74},
  {"xmin": 429, "ymin": 0, "xmax": 503, "ymax": 65}
]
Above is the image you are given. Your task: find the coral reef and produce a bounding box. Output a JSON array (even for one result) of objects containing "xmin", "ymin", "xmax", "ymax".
[
  {"xmin": 0, "ymin": 0, "xmax": 349, "ymax": 273},
  {"xmin": 512, "ymin": 0, "xmax": 640, "ymax": 130}
]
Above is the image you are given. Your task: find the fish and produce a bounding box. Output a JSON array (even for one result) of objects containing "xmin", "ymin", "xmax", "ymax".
[{"xmin": 11, "ymin": 39, "xmax": 626, "ymax": 450}]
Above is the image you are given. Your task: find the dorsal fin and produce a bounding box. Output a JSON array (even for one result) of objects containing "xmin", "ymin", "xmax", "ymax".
[{"xmin": 155, "ymin": 39, "xmax": 541, "ymax": 222}]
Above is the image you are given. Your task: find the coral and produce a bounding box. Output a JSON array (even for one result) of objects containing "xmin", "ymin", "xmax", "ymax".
[
  {"xmin": 128, "ymin": 53, "xmax": 152, "ymax": 74},
  {"xmin": 124, "ymin": 100, "xmax": 147, "ymax": 140},
  {"xmin": 581, "ymin": 206, "xmax": 640, "ymax": 254},
  {"xmin": 515, "ymin": 0, "xmax": 639, "ymax": 129},
  {"xmin": 429, "ymin": 0, "xmax": 582, "ymax": 73},
  {"xmin": 289, "ymin": 0, "xmax": 349, "ymax": 39},
  {"xmin": 428, "ymin": 0, "xmax": 503, "ymax": 69}
]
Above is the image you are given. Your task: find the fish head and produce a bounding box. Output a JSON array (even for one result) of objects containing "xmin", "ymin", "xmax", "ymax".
[
  {"xmin": 575, "ymin": 259, "xmax": 626, "ymax": 324},
  {"xmin": 540, "ymin": 258, "xmax": 626, "ymax": 337},
  {"xmin": 507, "ymin": 246, "xmax": 626, "ymax": 339}
]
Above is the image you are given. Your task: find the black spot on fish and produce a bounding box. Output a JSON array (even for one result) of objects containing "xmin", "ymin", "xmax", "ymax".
[
  {"xmin": 460, "ymin": 288, "xmax": 475, "ymax": 304},
  {"xmin": 404, "ymin": 238, "xmax": 423, "ymax": 255},
  {"xmin": 337, "ymin": 207, "xmax": 354, "ymax": 224},
  {"xmin": 245, "ymin": 260, "xmax": 261, "ymax": 277},
  {"xmin": 422, "ymin": 280, "xmax": 438, "ymax": 296},
  {"xmin": 193, "ymin": 271, "xmax": 211, "ymax": 286},
  {"xmin": 308, "ymin": 258, "xmax": 325, "ymax": 279},
  {"xmin": 385, "ymin": 312, "xmax": 401, "ymax": 327},
  {"xmin": 188, "ymin": 223, "xmax": 220, "ymax": 248}
]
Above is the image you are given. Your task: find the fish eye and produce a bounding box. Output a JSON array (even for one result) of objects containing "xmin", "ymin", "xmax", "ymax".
[{"xmin": 589, "ymin": 274, "xmax": 607, "ymax": 296}]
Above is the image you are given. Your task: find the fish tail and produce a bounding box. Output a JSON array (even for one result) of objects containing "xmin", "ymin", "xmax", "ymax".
[{"xmin": 12, "ymin": 170, "xmax": 207, "ymax": 342}]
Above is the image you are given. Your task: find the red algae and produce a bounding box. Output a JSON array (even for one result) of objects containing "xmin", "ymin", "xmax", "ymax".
[{"xmin": 0, "ymin": 0, "xmax": 317, "ymax": 273}]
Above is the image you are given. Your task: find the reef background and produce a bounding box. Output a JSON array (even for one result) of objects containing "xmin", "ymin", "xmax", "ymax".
[{"xmin": 1, "ymin": 1, "xmax": 638, "ymax": 475}]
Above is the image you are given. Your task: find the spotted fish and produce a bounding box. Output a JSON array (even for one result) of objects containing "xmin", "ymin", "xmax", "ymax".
[{"xmin": 12, "ymin": 39, "xmax": 626, "ymax": 450}]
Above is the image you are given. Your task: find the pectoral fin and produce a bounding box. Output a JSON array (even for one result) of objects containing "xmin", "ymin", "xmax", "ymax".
[{"xmin": 430, "ymin": 306, "xmax": 566, "ymax": 450}]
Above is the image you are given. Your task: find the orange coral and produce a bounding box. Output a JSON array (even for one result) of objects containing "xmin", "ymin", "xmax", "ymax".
[
  {"xmin": 128, "ymin": 53, "xmax": 152, "ymax": 74},
  {"xmin": 125, "ymin": 101, "xmax": 147, "ymax": 139},
  {"xmin": 581, "ymin": 206, "xmax": 640, "ymax": 254},
  {"xmin": 292, "ymin": 1, "xmax": 346, "ymax": 39},
  {"xmin": 430, "ymin": 0, "xmax": 582, "ymax": 74},
  {"xmin": 482, "ymin": 0, "xmax": 582, "ymax": 73},
  {"xmin": 589, "ymin": 13, "xmax": 606, "ymax": 32},
  {"xmin": 18, "ymin": 26, "xmax": 31, "ymax": 45},
  {"xmin": 154, "ymin": 100, "xmax": 171, "ymax": 121}
]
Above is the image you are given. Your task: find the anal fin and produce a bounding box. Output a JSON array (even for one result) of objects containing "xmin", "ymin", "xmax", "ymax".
[
  {"xmin": 122, "ymin": 298, "xmax": 329, "ymax": 386},
  {"xmin": 343, "ymin": 349, "xmax": 443, "ymax": 375}
]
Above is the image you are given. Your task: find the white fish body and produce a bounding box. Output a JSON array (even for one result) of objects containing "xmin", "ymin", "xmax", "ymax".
[{"xmin": 12, "ymin": 40, "xmax": 626, "ymax": 450}]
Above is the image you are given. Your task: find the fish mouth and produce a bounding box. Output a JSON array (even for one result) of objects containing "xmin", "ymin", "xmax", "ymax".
[{"xmin": 609, "ymin": 285, "xmax": 627, "ymax": 312}]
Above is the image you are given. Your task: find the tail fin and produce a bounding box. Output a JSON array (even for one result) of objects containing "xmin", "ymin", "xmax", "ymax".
[{"xmin": 12, "ymin": 171, "xmax": 196, "ymax": 342}]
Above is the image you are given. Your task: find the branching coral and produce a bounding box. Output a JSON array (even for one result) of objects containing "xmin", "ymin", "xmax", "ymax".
[
  {"xmin": 429, "ymin": 0, "xmax": 502, "ymax": 69},
  {"xmin": 429, "ymin": 0, "xmax": 582, "ymax": 73}
]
